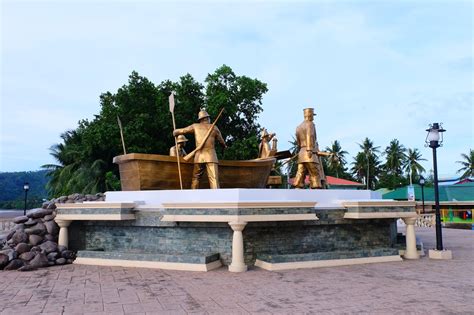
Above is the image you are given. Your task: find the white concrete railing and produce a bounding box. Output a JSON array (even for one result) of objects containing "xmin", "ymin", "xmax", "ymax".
[
  {"xmin": 0, "ymin": 219, "xmax": 15, "ymax": 233},
  {"xmin": 416, "ymin": 214, "xmax": 435, "ymax": 227}
]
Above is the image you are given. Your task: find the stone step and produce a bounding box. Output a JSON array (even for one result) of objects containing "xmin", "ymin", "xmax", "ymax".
[
  {"xmin": 74, "ymin": 250, "xmax": 221, "ymax": 271},
  {"xmin": 257, "ymin": 247, "xmax": 400, "ymax": 264},
  {"xmin": 255, "ymin": 248, "xmax": 402, "ymax": 271}
]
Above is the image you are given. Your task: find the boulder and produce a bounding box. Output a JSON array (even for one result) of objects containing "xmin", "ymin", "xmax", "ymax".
[
  {"xmin": 47, "ymin": 252, "xmax": 59, "ymax": 261},
  {"xmin": 30, "ymin": 246, "xmax": 42, "ymax": 253},
  {"xmin": 6, "ymin": 229, "xmax": 16, "ymax": 241},
  {"xmin": 12, "ymin": 216, "xmax": 29, "ymax": 224},
  {"xmin": 48, "ymin": 261, "xmax": 55, "ymax": 266},
  {"xmin": 62, "ymin": 250, "xmax": 75, "ymax": 259},
  {"xmin": 19, "ymin": 251, "xmax": 36, "ymax": 261},
  {"xmin": 57, "ymin": 245, "xmax": 67, "ymax": 253},
  {"xmin": 44, "ymin": 221, "xmax": 59, "ymax": 235},
  {"xmin": 4, "ymin": 259, "xmax": 24, "ymax": 270},
  {"xmin": 15, "ymin": 224, "xmax": 25, "ymax": 231},
  {"xmin": 24, "ymin": 218, "xmax": 38, "ymax": 226},
  {"xmin": 43, "ymin": 214, "xmax": 56, "ymax": 221},
  {"xmin": 55, "ymin": 258, "xmax": 66, "ymax": 265},
  {"xmin": 66, "ymin": 259, "xmax": 74, "ymax": 264},
  {"xmin": 27, "ymin": 209, "xmax": 53, "ymax": 219},
  {"xmin": 29, "ymin": 234, "xmax": 43, "ymax": 246},
  {"xmin": 29, "ymin": 253, "xmax": 49, "ymax": 268},
  {"xmin": 24, "ymin": 222, "xmax": 46, "ymax": 235},
  {"xmin": 0, "ymin": 248, "xmax": 17, "ymax": 261},
  {"xmin": 11, "ymin": 230, "xmax": 28, "ymax": 245},
  {"xmin": 15, "ymin": 243, "xmax": 31, "ymax": 255},
  {"xmin": 85, "ymin": 194, "xmax": 96, "ymax": 201},
  {"xmin": 44, "ymin": 234, "xmax": 55, "ymax": 241},
  {"xmin": 18, "ymin": 265, "xmax": 37, "ymax": 272},
  {"xmin": 39, "ymin": 241, "xmax": 57, "ymax": 254},
  {"xmin": 46, "ymin": 203, "xmax": 56, "ymax": 210},
  {"xmin": 0, "ymin": 253, "xmax": 9, "ymax": 269},
  {"xmin": 58, "ymin": 196, "xmax": 68, "ymax": 203}
]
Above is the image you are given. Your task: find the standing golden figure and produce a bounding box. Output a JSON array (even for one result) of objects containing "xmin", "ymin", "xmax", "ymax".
[
  {"xmin": 169, "ymin": 135, "xmax": 188, "ymax": 157},
  {"xmin": 258, "ymin": 129, "xmax": 276, "ymax": 158},
  {"xmin": 173, "ymin": 109, "xmax": 227, "ymax": 189},
  {"xmin": 293, "ymin": 108, "xmax": 327, "ymax": 189}
]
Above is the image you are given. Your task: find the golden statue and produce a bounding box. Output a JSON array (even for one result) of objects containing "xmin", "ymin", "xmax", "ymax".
[
  {"xmin": 293, "ymin": 108, "xmax": 327, "ymax": 189},
  {"xmin": 258, "ymin": 128, "xmax": 276, "ymax": 158},
  {"xmin": 173, "ymin": 109, "xmax": 226, "ymax": 189},
  {"xmin": 169, "ymin": 135, "xmax": 188, "ymax": 157}
]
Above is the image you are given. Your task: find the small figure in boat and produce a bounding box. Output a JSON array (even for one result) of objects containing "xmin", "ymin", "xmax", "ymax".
[
  {"xmin": 173, "ymin": 109, "xmax": 226, "ymax": 189},
  {"xmin": 258, "ymin": 128, "xmax": 276, "ymax": 159},
  {"xmin": 169, "ymin": 135, "xmax": 188, "ymax": 157},
  {"xmin": 293, "ymin": 108, "xmax": 327, "ymax": 189}
]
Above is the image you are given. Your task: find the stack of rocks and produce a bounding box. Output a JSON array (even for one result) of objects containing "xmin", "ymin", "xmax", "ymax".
[{"xmin": 0, "ymin": 193, "xmax": 104, "ymax": 271}]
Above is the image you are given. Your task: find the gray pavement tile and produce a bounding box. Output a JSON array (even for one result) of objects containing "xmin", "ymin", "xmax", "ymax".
[{"xmin": 0, "ymin": 227, "xmax": 472, "ymax": 314}]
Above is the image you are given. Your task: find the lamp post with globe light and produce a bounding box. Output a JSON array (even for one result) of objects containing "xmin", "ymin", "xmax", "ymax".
[
  {"xmin": 419, "ymin": 176, "xmax": 426, "ymax": 214},
  {"xmin": 425, "ymin": 123, "xmax": 452, "ymax": 259},
  {"xmin": 23, "ymin": 182, "xmax": 29, "ymax": 216}
]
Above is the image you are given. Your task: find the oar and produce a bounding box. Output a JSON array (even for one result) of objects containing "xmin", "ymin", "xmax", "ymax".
[
  {"xmin": 116, "ymin": 115, "xmax": 127, "ymax": 155},
  {"xmin": 183, "ymin": 108, "xmax": 225, "ymax": 162},
  {"xmin": 169, "ymin": 92, "xmax": 183, "ymax": 190}
]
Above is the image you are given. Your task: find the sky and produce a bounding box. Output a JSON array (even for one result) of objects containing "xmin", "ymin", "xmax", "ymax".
[{"xmin": 1, "ymin": 0, "xmax": 473, "ymax": 179}]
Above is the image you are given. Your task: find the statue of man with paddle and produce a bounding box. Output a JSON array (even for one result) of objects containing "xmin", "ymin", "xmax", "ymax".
[{"xmin": 173, "ymin": 108, "xmax": 227, "ymax": 189}]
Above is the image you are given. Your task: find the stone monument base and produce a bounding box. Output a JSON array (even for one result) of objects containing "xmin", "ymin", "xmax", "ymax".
[{"xmin": 54, "ymin": 189, "xmax": 419, "ymax": 272}]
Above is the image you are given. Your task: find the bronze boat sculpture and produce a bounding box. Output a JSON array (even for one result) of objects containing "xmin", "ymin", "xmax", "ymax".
[{"xmin": 113, "ymin": 153, "xmax": 276, "ymax": 190}]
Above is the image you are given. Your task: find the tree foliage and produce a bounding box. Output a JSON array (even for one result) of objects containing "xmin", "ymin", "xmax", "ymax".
[
  {"xmin": 456, "ymin": 149, "xmax": 474, "ymax": 179},
  {"xmin": 43, "ymin": 66, "xmax": 268, "ymax": 197}
]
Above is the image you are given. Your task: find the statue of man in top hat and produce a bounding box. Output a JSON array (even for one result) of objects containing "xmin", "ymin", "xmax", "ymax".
[
  {"xmin": 169, "ymin": 135, "xmax": 188, "ymax": 157},
  {"xmin": 293, "ymin": 108, "xmax": 327, "ymax": 189},
  {"xmin": 173, "ymin": 109, "xmax": 226, "ymax": 189}
]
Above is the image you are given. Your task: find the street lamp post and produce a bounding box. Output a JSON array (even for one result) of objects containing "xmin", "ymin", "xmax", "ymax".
[
  {"xmin": 23, "ymin": 182, "xmax": 30, "ymax": 216},
  {"xmin": 425, "ymin": 123, "xmax": 452, "ymax": 259},
  {"xmin": 419, "ymin": 176, "xmax": 425, "ymax": 214}
]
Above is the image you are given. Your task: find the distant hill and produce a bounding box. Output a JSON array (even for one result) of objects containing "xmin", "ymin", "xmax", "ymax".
[{"xmin": 0, "ymin": 170, "xmax": 49, "ymax": 209}]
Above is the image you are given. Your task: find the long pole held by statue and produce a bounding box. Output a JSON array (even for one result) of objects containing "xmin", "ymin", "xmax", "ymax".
[
  {"xmin": 169, "ymin": 92, "xmax": 183, "ymax": 190},
  {"xmin": 117, "ymin": 116, "xmax": 127, "ymax": 155}
]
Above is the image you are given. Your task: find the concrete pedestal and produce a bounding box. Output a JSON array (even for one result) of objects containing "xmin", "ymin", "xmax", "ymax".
[
  {"xmin": 228, "ymin": 222, "xmax": 248, "ymax": 272},
  {"xmin": 429, "ymin": 249, "xmax": 453, "ymax": 260},
  {"xmin": 402, "ymin": 217, "xmax": 419, "ymax": 259},
  {"xmin": 55, "ymin": 219, "xmax": 71, "ymax": 247}
]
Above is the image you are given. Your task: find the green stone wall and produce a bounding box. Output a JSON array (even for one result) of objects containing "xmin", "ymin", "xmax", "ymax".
[{"xmin": 67, "ymin": 209, "xmax": 397, "ymax": 265}]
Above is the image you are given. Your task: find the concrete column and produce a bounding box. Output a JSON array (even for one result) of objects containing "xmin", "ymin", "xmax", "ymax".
[
  {"xmin": 228, "ymin": 222, "xmax": 247, "ymax": 272},
  {"xmin": 55, "ymin": 219, "xmax": 72, "ymax": 248},
  {"xmin": 402, "ymin": 216, "xmax": 419, "ymax": 259}
]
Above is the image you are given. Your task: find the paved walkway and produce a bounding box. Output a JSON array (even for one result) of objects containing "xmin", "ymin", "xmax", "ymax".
[{"xmin": 0, "ymin": 227, "xmax": 472, "ymax": 314}]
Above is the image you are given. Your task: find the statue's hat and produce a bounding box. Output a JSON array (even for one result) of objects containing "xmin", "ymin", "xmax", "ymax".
[
  {"xmin": 176, "ymin": 135, "xmax": 188, "ymax": 143},
  {"xmin": 198, "ymin": 109, "xmax": 210, "ymax": 121},
  {"xmin": 303, "ymin": 108, "xmax": 316, "ymax": 116}
]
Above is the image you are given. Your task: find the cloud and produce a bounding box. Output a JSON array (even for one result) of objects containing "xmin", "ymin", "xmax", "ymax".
[{"xmin": 1, "ymin": 1, "xmax": 472, "ymax": 176}]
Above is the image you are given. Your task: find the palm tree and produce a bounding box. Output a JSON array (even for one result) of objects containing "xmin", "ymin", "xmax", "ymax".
[
  {"xmin": 351, "ymin": 152, "xmax": 367, "ymax": 183},
  {"xmin": 383, "ymin": 139, "xmax": 406, "ymax": 176},
  {"xmin": 325, "ymin": 140, "xmax": 348, "ymax": 178},
  {"xmin": 358, "ymin": 138, "xmax": 380, "ymax": 189},
  {"xmin": 456, "ymin": 149, "xmax": 474, "ymax": 179},
  {"xmin": 404, "ymin": 148, "xmax": 426, "ymax": 184}
]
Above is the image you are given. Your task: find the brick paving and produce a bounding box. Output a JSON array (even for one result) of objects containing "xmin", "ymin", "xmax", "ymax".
[{"xmin": 0, "ymin": 227, "xmax": 472, "ymax": 314}]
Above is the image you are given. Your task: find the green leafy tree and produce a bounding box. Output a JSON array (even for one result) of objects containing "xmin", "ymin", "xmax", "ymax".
[
  {"xmin": 324, "ymin": 140, "xmax": 349, "ymax": 178},
  {"xmin": 43, "ymin": 66, "xmax": 267, "ymax": 197},
  {"xmin": 404, "ymin": 148, "xmax": 426, "ymax": 184},
  {"xmin": 205, "ymin": 65, "xmax": 268, "ymax": 160},
  {"xmin": 378, "ymin": 139, "xmax": 408, "ymax": 190},
  {"xmin": 456, "ymin": 149, "xmax": 474, "ymax": 179},
  {"xmin": 383, "ymin": 139, "xmax": 407, "ymax": 175},
  {"xmin": 354, "ymin": 138, "xmax": 381, "ymax": 189}
]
